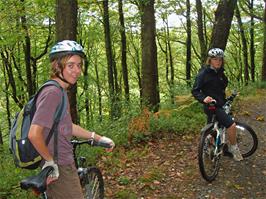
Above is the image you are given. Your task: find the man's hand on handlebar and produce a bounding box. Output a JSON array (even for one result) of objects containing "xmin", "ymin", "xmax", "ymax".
[
  {"xmin": 203, "ymin": 96, "xmax": 216, "ymax": 104},
  {"xmin": 94, "ymin": 136, "xmax": 115, "ymax": 152},
  {"xmin": 42, "ymin": 160, "xmax": 59, "ymax": 185}
]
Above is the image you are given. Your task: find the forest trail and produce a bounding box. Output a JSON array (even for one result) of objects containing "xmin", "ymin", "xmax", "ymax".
[{"xmin": 103, "ymin": 89, "xmax": 266, "ymax": 199}]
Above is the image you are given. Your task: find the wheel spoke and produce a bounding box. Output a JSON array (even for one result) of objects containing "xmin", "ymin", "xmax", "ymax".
[
  {"xmin": 235, "ymin": 122, "xmax": 258, "ymax": 158},
  {"xmin": 83, "ymin": 167, "xmax": 104, "ymax": 199}
]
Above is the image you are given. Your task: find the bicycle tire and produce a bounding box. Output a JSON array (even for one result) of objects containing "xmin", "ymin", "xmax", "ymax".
[
  {"xmin": 82, "ymin": 166, "xmax": 104, "ymax": 199},
  {"xmin": 198, "ymin": 126, "xmax": 221, "ymax": 182},
  {"xmin": 235, "ymin": 121, "xmax": 258, "ymax": 158}
]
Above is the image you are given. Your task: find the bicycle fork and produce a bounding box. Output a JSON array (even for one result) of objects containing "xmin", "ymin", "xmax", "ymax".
[{"xmin": 213, "ymin": 123, "xmax": 225, "ymax": 156}]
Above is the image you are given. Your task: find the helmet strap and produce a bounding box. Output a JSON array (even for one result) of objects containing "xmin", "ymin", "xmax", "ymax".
[{"xmin": 57, "ymin": 73, "xmax": 73, "ymax": 86}]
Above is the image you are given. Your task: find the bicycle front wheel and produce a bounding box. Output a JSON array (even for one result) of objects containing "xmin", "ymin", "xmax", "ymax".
[
  {"xmin": 235, "ymin": 122, "xmax": 258, "ymax": 158},
  {"xmin": 82, "ymin": 167, "xmax": 104, "ymax": 199},
  {"xmin": 198, "ymin": 127, "xmax": 221, "ymax": 182}
]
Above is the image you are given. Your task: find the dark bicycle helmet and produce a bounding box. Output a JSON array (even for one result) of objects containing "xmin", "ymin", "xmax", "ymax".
[
  {"xmin": 49, "ymin": 40, "xmax": 85, "ymax": 61},
  {"xmin": 208, "ymin": 48, "xmax": 224, "ymax": 58}
]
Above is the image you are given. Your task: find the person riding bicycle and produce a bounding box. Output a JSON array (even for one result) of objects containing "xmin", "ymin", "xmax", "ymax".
[
  {"xmin": 191, "ymin": 48, "xmax": 243, "ymax": 161},
  {"xmin": 28, "ymin": 40, "xmax": 115, "ymax": 198}
]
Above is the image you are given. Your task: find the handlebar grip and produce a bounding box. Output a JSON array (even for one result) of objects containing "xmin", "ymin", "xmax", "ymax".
[
  {"xmin": 226, "ymin": 93, "xmax": 237, "ymax": 101},
  {"xmin": 93, "ymin": 141, "xmax": 113, "ymax": 148}
]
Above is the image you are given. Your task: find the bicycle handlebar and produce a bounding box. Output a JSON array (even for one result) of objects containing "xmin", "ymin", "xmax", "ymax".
[
  {"xmin": 207, "ymin": 91, "xmax": 237, "ymax": 107},
  {"xmin": 71, "ymin": 139, "xmax": 113, "ymax": 149},
  {"xmin": 226, "ymin": 90, "xmax": 237, "ymax": 102}
]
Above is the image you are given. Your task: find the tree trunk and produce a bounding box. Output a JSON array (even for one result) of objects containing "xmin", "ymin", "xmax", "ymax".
[
  {"xmin": 103, "ymin": 0, "xmax": 120, "ymax": 119},
  {"xmin": 21, "ymin": 0, "xmax": 34, "ymax": 97},
  {"xmin": 118, "ymin": 0, "xmax": 130, "ymax": 102},
  {"xmin": 196, "ymin": 0, "xmax": 207, "ymax": 64},
  {"xmin": 55, "ymin": 0, "xmax": 79, "ymax": 123},
  {"xmin": 186, "ymin": 0, "xmax": 192, "ymax": 86},
  {"xmin": 236, "ymin": 5, "xmax": 250, "ymax": 84},
  {"xmin": 95, "ymin": 59, "xmax": 103, "ymax": 122},
  {"xmin": 157, "ymin": 18, "xmax": 174, "ymax": 104},
  {"xmin": 210, "ymin": 0, "xmax": 237, "ymax": 50},
  {"xmin": 165, "ymin": 18, "xmax": 174, "ymax": 104},
  {"xmin": 248, "ymin": 0, "xmax": 256, "ymax": 82},
  {"xmin": 2, "ymin": 58, "xmax": 12, "ymax": 133},
  {"xmin": 128, "ymin": 32, "xmax": 142, "ymax": 102},
  {"xmin": 262, "ymin": 0, "xmax": 266, "ymax": 81},
  {"xmin": 140, "ymin": 0, "xmax": 160, "ymax": 111}
]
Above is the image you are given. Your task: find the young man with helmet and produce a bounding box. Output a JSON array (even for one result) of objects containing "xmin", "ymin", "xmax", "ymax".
[
  {"xmin": 28, "ymin": 40, "xmax": 115, "ymax": 198},
  {"xmin": 191, "ymin": 48, "xmax": 243, "ymax": 161}
]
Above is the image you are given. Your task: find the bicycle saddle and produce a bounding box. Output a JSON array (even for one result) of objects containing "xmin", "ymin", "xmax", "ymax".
[{"xmin": 20, "ymin": 166, "xmax": 53, "ymax": 193}]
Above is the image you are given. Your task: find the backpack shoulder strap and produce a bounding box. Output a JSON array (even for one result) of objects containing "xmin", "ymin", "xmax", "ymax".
[
  {"xmin": 38, "ymin": 80, "xmax": 67, "ymax": 121},
  {"xmin": 37, "ymin": 80, "xmax": 68, "ymax": 164}
]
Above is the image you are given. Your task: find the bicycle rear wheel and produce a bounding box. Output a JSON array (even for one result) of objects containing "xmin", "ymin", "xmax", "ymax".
[
  {"xmin": 235, "ymin": 122, "xmax": 258, "ymax": 158},
  {"xmin": 82, "ymin": 167, "xmax": 104, "ymax": 199},
  {"xmin": 198, "ymin": 127, "xmax": 221, "ymax": 182}
]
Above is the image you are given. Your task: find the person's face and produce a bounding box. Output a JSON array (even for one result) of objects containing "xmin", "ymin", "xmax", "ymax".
[
  {"xmin": 62, "ymin": 55, "xmax": 83, "ymax": 84},
  {"xmin": 210, "ymin": 57, "xmax": 223, "ymax": 69}
]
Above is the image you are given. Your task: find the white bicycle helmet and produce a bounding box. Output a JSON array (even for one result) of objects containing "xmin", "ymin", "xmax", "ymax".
[
  {"xmin": 208, "ymin": 48, "xmax": 224, "ymax": 58},
  {"xmin": 49, "ymin": 40, "xmax": 85, "ymax": 61}
]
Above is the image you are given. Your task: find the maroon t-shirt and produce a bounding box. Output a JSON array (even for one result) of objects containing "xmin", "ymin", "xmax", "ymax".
[{"xmin": 31, "ymin": 85, "xmax": 74, "ymax": 165}]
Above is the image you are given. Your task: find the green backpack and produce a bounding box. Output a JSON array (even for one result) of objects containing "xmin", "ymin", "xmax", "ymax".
[{"xmin": 9, "ymin": 80, "xmax": 67, "ymax": 170}]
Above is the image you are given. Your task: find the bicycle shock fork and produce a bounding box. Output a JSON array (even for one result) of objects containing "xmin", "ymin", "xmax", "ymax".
[{"xmin": 214, "ymin": 122, "xmax": 225, "ymax": 156}]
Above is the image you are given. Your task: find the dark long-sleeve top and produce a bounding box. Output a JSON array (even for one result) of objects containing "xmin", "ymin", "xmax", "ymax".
[{"xmin": 191, "ymin": 65, "xmax": 228, "ymax": 107}]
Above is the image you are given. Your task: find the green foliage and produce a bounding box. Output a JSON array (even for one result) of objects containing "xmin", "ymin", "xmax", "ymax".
[
  {"xmin": 0, "ymin": 144, "xmax": 37, "ymax": 199},
  {"xmin": 113, "ymin": 189, "xmax": 137, "ymax": 199},
  {"xmin": 138, "ymin": 167, "xmax": 163, "ymax": 184},
  {"xmin": 150, "ymin": 101, "xmax": 205, "ymax": 135},
  {"xmin": 118, "ymin": 176, "xmax": 131, "ymax": 185}
]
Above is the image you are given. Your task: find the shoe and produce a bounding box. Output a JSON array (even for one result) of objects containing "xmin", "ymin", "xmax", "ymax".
[{"xmin": 228, "ymin": 144, "xmax": 243, "ymax": 161}]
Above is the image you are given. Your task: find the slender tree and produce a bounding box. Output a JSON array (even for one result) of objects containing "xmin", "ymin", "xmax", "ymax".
[
  {"xmin": 0, "ymin": 127, "xmax": 2, "ymax": 145},
  {"xmin": 160, "ymin": 16, "xmax": 174, "ymax": 104},
  {"xmin": 102, "ymin": 0, "xmax": 120, "ymax": 119},
  {"xmin": 196, "ymin": 0, "xmax": 207, "ymax": 64},
  {"xmin": 118, "ymin": 0, "xmax": 130, "ymax": 102},
  {"xmin": 248, "ymin": 0, "xmax": 256, "ymax": 82},
  {"xmin": 186, "ymin": 0, "xmax": 192, "ymax": 86},
  {"xmin": 236, "ymin": 5, "xmax": 250, "ymax": 84},
  {"xmin": 21, "ymin": 0, "xmax": 34, "ymax": 97},
  {"xmin": 262, "ymin": 0, "xmax": 266, "ymax": 81}
]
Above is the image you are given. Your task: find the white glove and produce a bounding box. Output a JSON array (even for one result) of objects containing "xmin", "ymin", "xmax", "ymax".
[
  {"xmin": 98, "ymin": 136, "xmax": 115, "ymax": 149},
  {"xmin": 42, "ymin": 160, "xmax": 59, "ymax": 179}
]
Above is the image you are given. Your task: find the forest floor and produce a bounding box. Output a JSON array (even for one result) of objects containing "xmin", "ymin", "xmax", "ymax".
[{"xmin": 102, "ymin": 89, "xmax": 266, "ymax": 199}]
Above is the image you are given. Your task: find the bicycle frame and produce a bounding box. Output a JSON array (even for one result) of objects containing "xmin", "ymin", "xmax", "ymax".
[
  {"xmin": 212, "ymin": 122, "xmax": 226, "ymax": 156},
  {"xmin": 208, "ymin": 92, "xmax": 237, "ymax": 156}
]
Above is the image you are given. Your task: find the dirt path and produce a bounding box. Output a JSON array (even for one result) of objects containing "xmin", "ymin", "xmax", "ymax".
[{"xmin": 103, "ymin": 90, "xmax": 266, "ymax": 199}]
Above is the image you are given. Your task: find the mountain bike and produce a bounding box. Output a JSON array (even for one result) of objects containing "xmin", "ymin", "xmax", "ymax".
[
  {"xmin": 198, "ymin": 91, "xmax": 258, "ymax": 182},
  {"xmin": 20, "ymin": 139, "xmax": 107, "ymax": 199}
]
